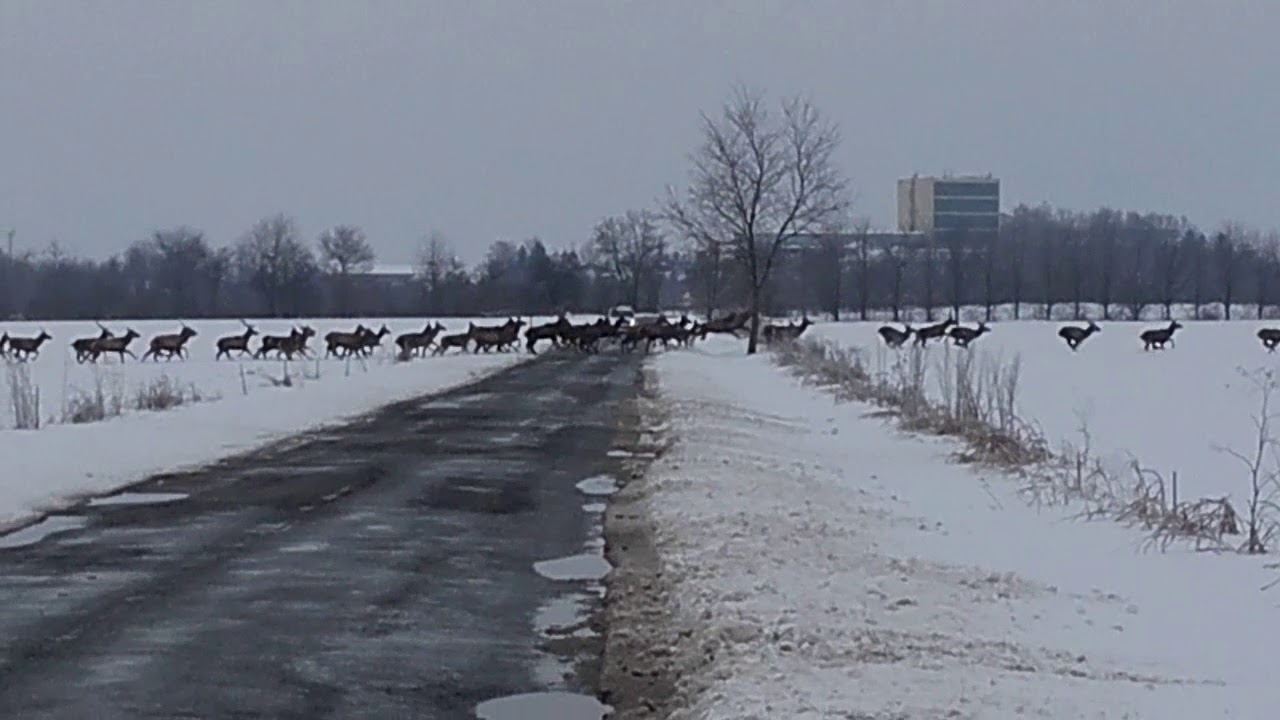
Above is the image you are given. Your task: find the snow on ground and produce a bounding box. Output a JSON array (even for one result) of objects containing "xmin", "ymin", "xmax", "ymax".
[
  {"xmin": 645, "ymin": 337, "xmax": 1280, "ymax": 718},
  {"xmin": 0, "ymin": 316, "xmax": 546, "ymax": 531},
  {"xmin": 811, "ymin": 318, "xmax": 1280, "ymax": 505}
]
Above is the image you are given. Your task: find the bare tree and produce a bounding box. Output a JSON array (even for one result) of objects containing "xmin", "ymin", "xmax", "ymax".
[
  {"xmin": 317, "ymin": 225, "xmax": 375, "ymax": 316},
  {"xmin": 235, "ymin": 214, "xmax": 317, "ymax": 316},
  {"xmin": 850, "ymin": 218, "xmax": 872, "ymax": 320},
  {"xmin": 688, "ymin": 243, "xmax": 725, "ymax": 318},
  {"xmin": 981, "ymin": 230, "xmax": 998, "ymax": 322},
  {"xmin": 1090, "ymin": 209, "xmax": 1119, "ymax": 319},
  {"xmin": 1215, "ymin": 227, "xmax": 1240, "ymax": 320},
  {"xmin": 944, "ymin": 229, "xmax": 968, "ymax": 320},
  {"xmin": 883, "ymin": 239, "xmax": 906, "ymax": 322},
  {"xmin": 1254, "ymin": 230, "xmax": 1274, "ymax": 317},
  {"xmin": 416, "ymin": 230, "xmax": 455, "ymax": 314},
  {"xmin": 1157, "ymin": 232, "xmax": 1189, "ymax": 320},
  {"xmin": 591, "ymin": 209, "xmax": 667, "ymax": 310},
  {"xmin": 809, "ymin": 233, "xmax": 846, "ymax": 321},
  {"xmin": 664, "ymin": 86, "xmax": 850, "ymax": 354},
  {"xmin": 919, "ymin": 237, "xmax": 937, "ymax": 321}
]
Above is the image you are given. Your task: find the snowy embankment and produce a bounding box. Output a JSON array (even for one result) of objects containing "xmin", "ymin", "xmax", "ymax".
[
  {"xmin": 812, "ymin": 318, "xmax": 1280, "ymax": 505},
  {"xmin": 1, "ymin": 316, "xmax": 539, "ymax": 531},
  {"xmin": 641, "ymin": 338, "xmax": 1279, "ymax": 718}
]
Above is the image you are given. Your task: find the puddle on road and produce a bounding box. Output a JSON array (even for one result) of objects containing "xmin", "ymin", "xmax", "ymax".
[
  {"xmin": 533, "ymin": 593, "xmax": 591, "ymax": 637},
  {"xmin": 474, "ymin": 692, "xmax": 611, "ymax": 720},
  {"xmin": 0, "ymin": 515, "xmax": 88, "ymax": 549},
  {"xmin": 533, "ymin": 553, "xmax": 612, "ymax": 582},
  {"xmin": 575, "ymin": 475, "xmax": 617, "ymax": 497},
  {"xmin": 87, "ymin": 492, "xmax": 189, "ymax": 507},
  {"xmin": 279, "ymin": 541, "xmax": 328, "ymax": 553}
]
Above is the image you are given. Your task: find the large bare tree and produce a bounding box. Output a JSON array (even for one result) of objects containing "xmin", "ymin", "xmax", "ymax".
[
  {"xmin": 416, "ymin": 230, "xmax": 456, "ymax": 313},
  {"xmin": 235, "ymin": 213, "xmax": 317, "ymax": 316},
  {"xmin": 664, "ymin": 86, "xmax": 850, "ymax": 353},
  {"xmin": 317, "ymin": 225, "xmax": 375, "ymax": 316},
  {"xmin": 590, "ymin": 209, "xmax": 666, "ymax": 309}
]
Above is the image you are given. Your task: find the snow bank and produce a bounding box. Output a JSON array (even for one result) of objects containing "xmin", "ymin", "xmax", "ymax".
[
  {"xmin": 644, "ymin": 338, "xmax": 1279, "ymax": 718},
  {"xmin": 1, "ymin": 315, "xmax": 535, "ymax": 529},
  {"xmin": 813, "ymin": 319, "xmax": 1280, "ymax": 504}
]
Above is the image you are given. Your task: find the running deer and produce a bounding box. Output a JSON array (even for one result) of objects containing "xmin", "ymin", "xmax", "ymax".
[
  {"xmin": 913, "ymin": 317, "xmax": 955, "ymax": 346},
  {"xmin": 72, "ymin": 323, "xmax": 114, "ymax": 363},
  {"xmin": 1059, "ymin": 321, "xmax": 1101, "ymax": 351},
  {"xmin": 4, "ymin": 330, "xmax": 52, "ymax": 361},
  {"xmin": 947, "ymin": 321, "xmax": 990, "ymax": 348},
  {"xmin": 324, "ymin": 324, "xmax": 369, "ymax": 358},
  {"xmin": 1140, "ymin": 320, "xmax": 1182, "ymax": 351},
  {"xmin": 215, "ymin": 320, "xmax": 258, "ymax": 360},
  {"xmin": 525, "ymin": 316, "xmax": 571, "ymax": 354},
  {"xmin": 89, "ymin": 328, "xmax": 141, "ymax": 362},
  {"xmin": 143, "ymin": 323, "xmax": 198, "ymax": 361},
  {"xmin": 877, "ymin": 323, "xmax": 913, "ymax": 348},
  {"xmin": 277, "ymin": 325, "xmax": 316, "ymax": 360},
  {"xmin": 433, "ymin": 328, "xmax": 472, "ymax": 355},
  {"xmin": 356, "ymin": 324, "xmax": 391, "ymax": 357},
  {"xmin": 470, "ymin": 319, "xmax": 524, "ymax": 353},
  {"xmin": 1259, "ymin": 327, "xmax": 1280, "ymax": 353},
  {"xmin": 762, "ymin": 317, "xmax": 812, "ymax": 345},
  {"xmin": 395, "ymin": 322, "xmax": 446, "ymax": 358}
]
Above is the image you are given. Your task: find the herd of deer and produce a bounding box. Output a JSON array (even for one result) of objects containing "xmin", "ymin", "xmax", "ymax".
[
  {"xmin": 0, "ymin": 309, "xmax": 791, "ymax": 364},
  {"xmin": 874, "ymin": 317, "xmax": 1198, "ymax": 353}
]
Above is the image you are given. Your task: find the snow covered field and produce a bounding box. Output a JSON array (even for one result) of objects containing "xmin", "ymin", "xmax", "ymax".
[
  {"xmin": 811, "ymin": 318, "xmax": 1280, "ymax": 505},
  {"xmin": 0, "ymin": 316, "xmax": 541, "ymax": 531},
  {"xmin": 644, "ymin": 338, "xmax": 1280, "ymax": 718}
]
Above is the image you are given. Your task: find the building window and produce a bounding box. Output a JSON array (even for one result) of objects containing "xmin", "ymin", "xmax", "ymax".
[
  {"xmin": 933, "ymin": 212, "xmax": 1000, "ymax": 231},
  {"xmin": 933, "ymin": 197, "xmax": 1000, "ymax": 213},
  {"xmin": 933, "ymin": 181, "xmax": 999, "ymax": 198}
]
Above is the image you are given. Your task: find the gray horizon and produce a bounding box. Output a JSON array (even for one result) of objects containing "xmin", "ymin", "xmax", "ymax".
[{"xmin": 2, "ymin": 0, "xmax": 1275, "ymax": 266}]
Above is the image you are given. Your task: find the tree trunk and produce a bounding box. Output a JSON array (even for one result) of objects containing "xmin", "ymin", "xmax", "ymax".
[{"xmin": 747, "ymin": 283, "xmax": 762, "ymax": 355}]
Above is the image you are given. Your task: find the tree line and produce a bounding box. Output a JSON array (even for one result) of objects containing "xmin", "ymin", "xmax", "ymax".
[{"xmin": 6, "ymin": 87, "xmax": 1277, "ymax": 339}]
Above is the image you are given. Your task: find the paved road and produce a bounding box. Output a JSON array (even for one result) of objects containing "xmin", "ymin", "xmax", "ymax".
[{"xmin": 0, "ymin": 352, "xmax": 638, "ymax": 719}]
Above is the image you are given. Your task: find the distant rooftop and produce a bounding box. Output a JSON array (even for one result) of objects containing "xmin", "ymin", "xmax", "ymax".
[{"xmin": 360, "ymin": 263, "xmax": 418, "ymax": 276}]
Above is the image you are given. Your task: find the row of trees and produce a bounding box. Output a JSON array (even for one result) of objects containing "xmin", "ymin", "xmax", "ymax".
[{"xmin": 5, "ymin": 87, "xmax": 1278, "ymax": 355}]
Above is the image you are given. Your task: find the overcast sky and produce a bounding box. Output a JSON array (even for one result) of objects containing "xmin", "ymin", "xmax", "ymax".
[{"xmin": 2, "ymin": 0, "xmax": 1276, "ymax": 266}]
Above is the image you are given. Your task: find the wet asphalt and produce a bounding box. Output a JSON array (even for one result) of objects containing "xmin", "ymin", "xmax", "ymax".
[{"xmin": 0, "ymin": 351, "xmax": 639, "ymax": 719}]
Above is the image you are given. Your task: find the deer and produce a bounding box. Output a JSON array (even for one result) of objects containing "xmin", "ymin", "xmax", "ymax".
[
  {"xmin": 913, "ymin": 317, "xmax": 955, "ymax": 346},
  {"xmin": 433, "ymin": 328, "xmax": 472, "ymax": 355},
  {"xmin": 1140, "ymin": 320, "xmax": 1182, "ymax": 351},
  {"xmin": 256, "ymin": 326, "xmax": 315, "ymax": 360},
  {"xmin": 324, "ymin": 324, "xmax": 369, "ymax": 359},
  {"xmin": 215, "ymin": 320, "xmax": 258, "ymax": 360},
  {"xmin": 1059, "ymin": 321, "xmax": 1101, "ymax": 352},
  {"xmin": 5, "ymin": 330, "xmax": 53, "ymax": 361},
  {"xmin": 697, "ymin": 310, "xmax": 751, "ymax": 339},
  {"xmin": 72, "ymin": 323, "xmax": 114, "ymax": 363},
  {"xmin": 395, "ymin": 322, "xmax": 446, "ymax": 359},
  {"xmin": 525, "ymin": 316, "xmax": 572, "ymax": 354},
  {"xmin": 355, "ymin": 324, "xmax": 391, "ymax": 357},
  {"xmin": 947, "ymin": 321, "xmax": 990, "ymax": 348},
  {"xmin": 470, "ymin": 318, "xmax": 524, "ymax": 353},
  {"xmin": 88, "ymin": 328, "xmax": 141, "ymax": 362},
  {"xmin": 143, "ymin": 323, "xmax": 198, "ymax": 361},
  {"xmin": 877, "ymin": 323, "xmax": 913, "ymax": 348},
  {"xmin": 762, "ymin": 317, "xmax": 812, "ymax": 345},
  {"xmin": 1258, "ymin": 327, "xmax": 1280, "ymax": 353},
  {"xmin": 276, "ymin": 325, "xmax": 316, "ymax": 360}
]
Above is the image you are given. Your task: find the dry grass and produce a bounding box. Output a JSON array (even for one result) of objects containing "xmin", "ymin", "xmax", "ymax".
[
  {"xmin": 61, "ymin": 367, "xmax": 125, "ymax": 425},
  {"xmin": 134, "ymin": 375, "xmax": 204, "ymax": 411},
  {"xmin": 6, "ymin": 361, "xmax": 41, "ymax": 429}
]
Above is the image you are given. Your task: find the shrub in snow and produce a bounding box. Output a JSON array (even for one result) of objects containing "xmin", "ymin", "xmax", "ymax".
[
  {"xmin": 134, "ymin": 375, "xmax": 202, "ymax": 412},
  {"xmin": 773, "ymin": 337, "xmax": 1256, "ymax": 553},
  {"xmin": 61, "ymin": 368, "xmax": 125, "ymax": 425},
  {"xmin": 6, "ymin": 361, "xmax": 40, "ymax": 430}
]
